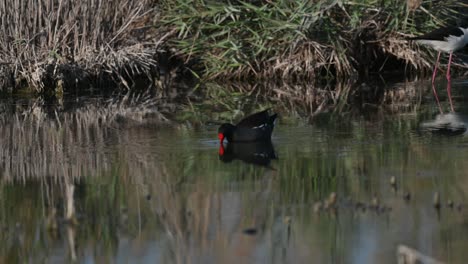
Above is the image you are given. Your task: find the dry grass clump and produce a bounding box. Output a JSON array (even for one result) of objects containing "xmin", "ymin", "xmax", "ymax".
[{"xmin": 0, "ymin": 0, "xmax": 163, "ymax": 93}]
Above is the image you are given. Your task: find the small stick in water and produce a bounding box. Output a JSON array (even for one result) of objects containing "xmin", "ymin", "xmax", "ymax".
[
  {"xmin": 390, "ymin": 176, "xmax": 397, "ymax": 190},
  {"xmin": 433, "ymin": 192, "xmax": 441, "ymax": 209},
  {"xmin": 403, "ymin": 192, "xmax": 411, "ymax": 202},
  {"xmin": 313, "ymin": 201, "xmax": 323, "ymax": 213},
  {"xmin": 447, "ymin": 200, "xmax": 454, "ymax": 209},
  {"xmin": 371, "ymin": 194, "xmax": 379, "ymax": 209},
  {"xmin": 328, "ymin": 192, "xmax": 337, "ymax": 207}
]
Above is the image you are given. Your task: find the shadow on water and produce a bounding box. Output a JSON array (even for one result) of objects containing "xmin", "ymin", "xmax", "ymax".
[{"xmin": 2, "ymin": 78, "xmax": 468, "ymax": 263}]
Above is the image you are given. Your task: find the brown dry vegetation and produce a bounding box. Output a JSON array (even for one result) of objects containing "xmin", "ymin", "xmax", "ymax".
[
  {"xmin": 0, "ymin": 94, "xmax": 176, "ymax": 182},
  {"xmin": 0, "ymin": 0, "xmax": 467, "ymax": 114},
  {"xmin": 0, "ymin": 0, "xmax": 169, "ymax": 94}
]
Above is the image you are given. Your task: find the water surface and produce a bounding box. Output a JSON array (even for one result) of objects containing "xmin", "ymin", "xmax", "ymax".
[{"xmin": 1, "ymin": 80, "xmax": 468, "ymax": 263}]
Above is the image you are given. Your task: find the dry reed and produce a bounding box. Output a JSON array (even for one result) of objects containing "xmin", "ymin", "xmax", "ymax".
[{"xmin": 0, "ymin": 0, "xmax": 163, "ymax": 93}]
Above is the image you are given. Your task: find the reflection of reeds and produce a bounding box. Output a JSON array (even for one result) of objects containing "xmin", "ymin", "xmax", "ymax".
[
  {"xmin": 0, "ymin": 109, "xmax": 109, "ymax": 181},
  {"xmin": 180, "ymin": 80, "xmax": 424, "ymax": 123},
  {"xmin": 2, "ymin": 101, "xmax": 468, "ymax": 262},
  {"xmin": 0, "ymin": 94, "xmax": 169, "ymax": 182}
]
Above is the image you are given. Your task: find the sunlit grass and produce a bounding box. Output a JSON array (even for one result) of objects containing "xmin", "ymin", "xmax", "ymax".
[{"xmin": 162, "ymin": 0, "xmax": 467, "ymax": 81}]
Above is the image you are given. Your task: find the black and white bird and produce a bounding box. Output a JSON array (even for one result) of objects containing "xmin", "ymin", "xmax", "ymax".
[{"xmin": 410, "ymin": 18, "xmax": 468, "ymax": 84}]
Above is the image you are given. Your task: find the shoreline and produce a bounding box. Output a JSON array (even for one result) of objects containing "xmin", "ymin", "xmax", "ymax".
[{"xmin": 0, "ymin": 1, "xmax": 467, "ymax": 110}]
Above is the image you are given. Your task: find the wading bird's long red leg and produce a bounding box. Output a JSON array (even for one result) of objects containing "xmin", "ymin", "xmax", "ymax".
[
  {"xmin": 432, "ymin": 82, "xmax": 443, "ymax": 114},
  {"xmin": 446, "ymin": 52, "xmax": 455, "ymax": 112},
  {"xmin": 447, "ymin": 77, "xmax": 455, "ymax": 112},
  {"xmin": 446, "ymin": 52, "xmax": 453, "ymax": 81},
  {"xmin": 432, "ymin": 51, "xmax": 441, "ymax": 84}
]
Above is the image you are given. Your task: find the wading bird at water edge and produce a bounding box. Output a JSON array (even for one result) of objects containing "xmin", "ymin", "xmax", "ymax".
[
  {"xmin": 409, "ymin": 18, "xmax": 468, "ymax": 83},
  {"xmin": 218, "ymin": 109, "xmax": 277, "ymax": 143}
]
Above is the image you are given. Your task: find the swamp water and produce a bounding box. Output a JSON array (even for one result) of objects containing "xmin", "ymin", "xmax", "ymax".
[{"xmin": 1, "ymin": 80, "xmax": 468, "ymax": 263}]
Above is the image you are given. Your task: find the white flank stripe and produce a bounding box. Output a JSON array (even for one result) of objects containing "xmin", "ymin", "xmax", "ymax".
[{"xmin": 252, "ymin": 124, "xmax": 266, "ymax": 129}]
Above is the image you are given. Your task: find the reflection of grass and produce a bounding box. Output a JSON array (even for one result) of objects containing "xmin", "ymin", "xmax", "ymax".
[
  {"xmin": 1, "ymin": 101, "xmax": 468, "ymax": 261},
  {"xmin": 177, "ymin": 80, "xmax": 425, "ymax": 123}
]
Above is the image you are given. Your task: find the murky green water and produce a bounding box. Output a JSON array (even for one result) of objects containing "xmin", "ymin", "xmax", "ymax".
[{"xmin": 1, "ymin": 80, "xmax": 468, "ymax": 263}]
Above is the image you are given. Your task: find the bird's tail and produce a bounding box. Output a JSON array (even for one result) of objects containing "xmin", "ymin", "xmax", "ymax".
[
  {"xmin": 406, "ymin": 36, "xmax": 420, "ymax": 41},
  {"xmin": 269, "ymin": 113, "xmax": 278, "ymax": 126}
]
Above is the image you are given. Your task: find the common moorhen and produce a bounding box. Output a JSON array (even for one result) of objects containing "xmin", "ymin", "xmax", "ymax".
[{"xmin": 218, "ymin": 109, "xmax": 278, "ymax": 143}]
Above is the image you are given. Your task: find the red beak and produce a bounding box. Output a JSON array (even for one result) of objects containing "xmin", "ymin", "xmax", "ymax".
[{"xmin": 218, "ymin": 133, "xmax": 225, "ymax": 144}]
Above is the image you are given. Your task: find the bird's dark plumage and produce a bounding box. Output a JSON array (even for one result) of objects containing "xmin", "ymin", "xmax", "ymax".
[
  {"xmin": 236, "ymin": 110, "xmax": 277, "ymax": 128},
  {"xmin": 409, "ymin": 26, "xmax": 464, "ymax": 41},
  {"xmin": 218, "ymin": 109, "xmax": 277, "ymax": 143},
  {"xmin": 408, "ymin": 17, "xmax": 468, "ymax": 45}
]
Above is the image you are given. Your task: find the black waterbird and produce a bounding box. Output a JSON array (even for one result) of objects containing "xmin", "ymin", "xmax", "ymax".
[{"xmin": 218, "ymin": 109, "xmax": 277, "ymax": 143}]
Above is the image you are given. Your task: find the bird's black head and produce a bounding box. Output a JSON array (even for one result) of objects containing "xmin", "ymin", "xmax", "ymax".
[{"xmin": 218, "ymin": 123, "xmax": 235, "ymax": 143}]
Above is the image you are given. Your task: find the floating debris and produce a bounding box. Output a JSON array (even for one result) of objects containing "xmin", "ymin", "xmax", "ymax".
[
  {"xmin": 390, "ymin": 176, "xmax": 397, "ymax": 189},
  {"xmin": 355, "ymin": 202, "xmax": 365, "ymax": 210},
  {"xmin": 328, "ymin": 192, "xmax": 337, "ymax": 207},
  {"xmin": 433, "ymin": 192, "xmax": 441, "ymax": 209},
  {"xmin": 403, "ymin": 192, "xmax": 411, "ymax": 202},
  {"xmin": 313, "ymin": 201, "xmax": 323, "ymax": 213},
  {"xmin": 376, "ymin": 206, "xmax": 386, "ymax": 214},
  {"xmin": 371, "ymin": 195, "xmax": 379, "ymax": 208},
  {"xmin": 447, "ymin": 200, "xmax": 454, "ymax": 209},
  {"xmin": 243, "ymin": 228, "xmax": 258, "ymax": 236}
]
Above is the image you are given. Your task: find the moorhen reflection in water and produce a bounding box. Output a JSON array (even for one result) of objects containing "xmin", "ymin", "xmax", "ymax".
[
  {"xmin": 420, "ymin": 112, "xmax": 468, "ymax": 136},
  {"xmin": 219, "ymin": 141, "xmax": 277, "ymax": 166}
]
